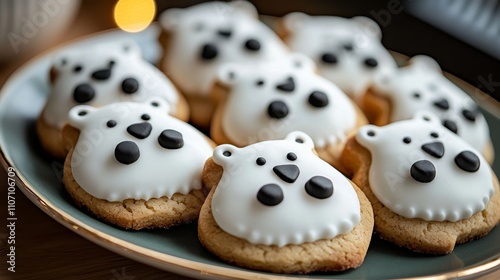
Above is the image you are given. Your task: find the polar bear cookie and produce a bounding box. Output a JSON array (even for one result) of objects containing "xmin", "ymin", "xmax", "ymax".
[
  {"xmin": 277, "ymin": 13, "xmax": 397, "ymax": 100},
  {"xmin": 362, "ymin": 55, "xmax": 493, "ymax": 162},
  {"xmin": 199, "ymin": 132, "xmax": 373, "ymax": 273},
  {"xmin": 158, "ymin": 1, "xmax": 288, "ymax": 127},
  {"xmin": 211, "ymin": 54, "xmax": 367, "ymax": 169},
  {"xmin": 62, "ymin": 99, "xmax": 212, "ymax": 229},
  {"xmin": 340, "ymin": 112, "xmax": 500, "ymax": 254},
  {"xmin": 37, "ymin": 39, "xmax": 188, "ymax": 159}
]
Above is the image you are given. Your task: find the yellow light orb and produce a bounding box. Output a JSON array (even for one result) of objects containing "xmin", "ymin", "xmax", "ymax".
[{"xmin": 114, "ymin": 0, "xmax": 156, "ymax": 33}]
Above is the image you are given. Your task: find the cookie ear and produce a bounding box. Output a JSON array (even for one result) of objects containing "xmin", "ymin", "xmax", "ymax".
[
  {"xmin": 356, "ymin": 125, "xmax": 381, "ymax": 146},
  {"xmin": 229, "ymin": 0, "xmax": 258, "ymax": 18},
  {"xmin": 159, "ymin": 8, "xmax": 183, "ymax": 31},
  {"xmin": 217, "ymin": 63, "xmax": 242, "ymax": 86},
  {"xmin": 285, "ymin": 131, "xmax": 314, "ymax": 150},
  {"xmin": 213, "ymin": 144, "xmax": 240, "ymax": 166},
  {"xmin": 290, "ymin": 53, "xmax": 315, "ymax": 72},
  {"xmin": 352, "ymin": 16, "xmax": 382, "ymax": 40},
  {"xmin": 408, "ymin": 55, "xmax": 441, "ymax": 73},
  {"xmin": 68, "ymin": 105, "xmax": 96, "ymax": 129},
  {"xmin": 282, "ymin": 12, "xmax": 310, "ymax": 32}
]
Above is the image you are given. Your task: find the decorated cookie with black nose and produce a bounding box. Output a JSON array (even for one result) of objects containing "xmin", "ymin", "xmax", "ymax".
[
  {"xmin": 198, "ymin": 131, "xmax": 374, "ymax": 273},
  {"xmin": 37, "ymin": 39, "xmax": 188, "ymax": 160},
  {"xmin": 61, "ymin": 99, "xmax": 213, "ymax": 230},
  {"xmin": 364, "ymin": 55, "xmax": 493, "ymax": 163},
  {"xmin": 276, "ymin": 12, "xmax": 397, "ymax": 100},
  {"xmin": 340, "ymin": 112, "xmax": 500, "ymax": 254},
  {"xmin": 158, "ymin": 1, "xmax": 289, "ymax": 127},
  {"xmin": 210, "ymin": 53, "xmax": 367, "ymax": 170}
]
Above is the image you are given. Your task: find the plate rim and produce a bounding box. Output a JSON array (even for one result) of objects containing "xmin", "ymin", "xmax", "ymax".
[{"xmin": 0, "ymin": 25, "xmax": 499, "ymax": 280}]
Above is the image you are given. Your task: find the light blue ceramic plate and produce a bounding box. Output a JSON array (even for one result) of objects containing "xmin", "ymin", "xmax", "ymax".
[{"xmin": 0, "ymin": 25, "xmax": 499, "ymax": 279}]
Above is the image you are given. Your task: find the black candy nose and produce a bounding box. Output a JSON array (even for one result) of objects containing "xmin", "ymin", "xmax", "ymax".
[
  {"xmin": 267, "ymin": 101, "xmax": 289, "ymax": 119},
  {"xmin": 127, "ymin": 122, "xmax": 152, "ymax": 139},
  {"xmin": 363, "ymin": 57, "xmax": 378, "ymax": 68},
  {"xmin": 73, "ymin": 84, "xmax": 95, "ymax": 103},
  {"xmin": 433, "ymin": 98, "xmax": 450, "ymax": 110},
  {"xmin": 321, "ymin": 53, "xmax": 338, "ymax": 64},
  {"xmin": 421, "ymin": 141, "xmax": 445, "ymax": 158},
  {"xmin": 91, "ymin": 68, "xmax": 111, "ymax": 80},
  {"xmin": 273, "ymin": 164, "xmax": 300, "ymax": 183},
  {"xmin": 217, "ymin": 29, "xmax": 232, "ymax": 38},
  {"xmin": 276, "ymin": 77, "xmax": 295, "ymax": 92},
  {"xmin": 443, "ymin": 119, "xmax": 458, "ymax": 134},
  {"xmin": 244, "ymin": 38, "xmax": 261, "ymax": 51},
  {"xmin": 201, "ymin": 43, "xmax": 218, "ymax": 60},
  {"xmin": 410, "ymin": 160, "xmax": 436, "ymax": 183},
  {"xmin": 115, "ymin": 141, "xmax": 140, "ymax": 165},
  {"xmin": 308, "ymin": 91, "xmax": 329, "ymax": 108}
]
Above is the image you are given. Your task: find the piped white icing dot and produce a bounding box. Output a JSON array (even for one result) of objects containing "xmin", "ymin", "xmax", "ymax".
[
  {"xmin": 68, "ymin": 99, "xmax": 213, "ymax": 202},
  {"xmin": 356, "ymin": 112, "xmax": 494, "ymax": 222},
  {"xmin": 211, "ymin": 131, "xmax": 361, "ymax": 247}
]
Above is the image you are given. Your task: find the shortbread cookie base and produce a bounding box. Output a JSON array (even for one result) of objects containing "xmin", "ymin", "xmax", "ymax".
[
  {"xmin": 360, "ymin": 89, "xmax": 495, "ymax": 163},
  {"xmin": 210, "ymin": 96, "xmax": 368, "ymax": 173},
  {"xmin": 340, "ymin": 138, "xmax": 500, "ymax": 255},
  {"xmin": 198, "ymin": 157, "xmax": 374, "ymax": 274}
]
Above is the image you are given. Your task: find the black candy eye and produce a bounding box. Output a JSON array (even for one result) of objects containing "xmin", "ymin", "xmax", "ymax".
[
  {"xmin": 141, "ymin": 114, "xmax": 150, "ymax": 121},
  {"xmin": 286, "ymin": 152, "xmax": 297, "ymax": 161},
  {"xmin": 122, "ymin": 78, "xmax": 139, "ymax": 94},
  {"xmin": 410, "ymin": 160, "xmax": 436, "ymax": 183},
  {"xmin": 462, "ymin": 108, "xmax": 478, "ymax": 122},
  {"xmin": 244, "ymin": 38, "xmax": 261, "ymax": 51},
  {"xmin": 256, "ymin": 80, "xmax": 264, "ymax": 86},
  {"xmin": 455, "ymin": 151, "xmax": 480, "ymax": 172},
  {"xmin": 267, "ymin": 101, "xmax": 289, "ymax": 119},
  {"xmin": 73, "ymin": 84, "xmax": 95, "ymax": 103},
  {"xmin": 430, "ymin": 132, "xmax": 439, "ymax": 138},
  {"xmin": 412, "ymin": 92, "xmax": 421, "ymax": 99},
  {"xmin": 343, "ymin": 43, "xmax": 354, "ymax": 51},
  {"xmin": 305, "ymin": 176, "xmax": 334, "ymax": 199},
  {"xmin": 257, "ymin": 184, "xmax": 283, "ymax": 206},
  {"xmin": 363, "ymin": 57, "xmax": 378, "ymax": 68},
  {"xmin": 256, "ymin": 157, "xmax": 266, "ymax": 166},
  {"xmin": 223, "ymin": 151, "xmax": 231, "ymax": 157},
  {"xmin": 367, "ymin": 130, "xmax": 376, "ymax": 137},
  {"xmin": 308, "ymin": 91, "xmax": 329, "ymax": 108},
  {"xmin": 201, "ymin": 43, "xmax": 218, "ymax": 60},
  {"xmin": 403, "ymin": 137, "xmax": 411, "ymax": 144},
  {"xmin": 106, "ymin": 120, "xmax": 117, "ymax": 128},
  {"xmin": 158, "ymin": 129, "xmax": 184, "ymax": 149},
  {"xmin": 73, "ymin": 65, "xmax": 82, "ymax": 72},
  {"xmin": 114, "ymin": 141, "xmax": 140, "ymax": 165},
  {"xmin": 151, "ymin": 101, "xmax": 159, "ymax": 107}
]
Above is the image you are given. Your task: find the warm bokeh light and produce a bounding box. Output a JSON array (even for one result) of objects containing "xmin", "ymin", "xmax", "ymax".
[{"xmin": 114, "ymin": 0, "xmax": 156, "ymax": 33}]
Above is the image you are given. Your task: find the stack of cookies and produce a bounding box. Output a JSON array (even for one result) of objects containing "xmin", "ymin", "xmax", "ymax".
[{"xmin": 36, "ymin": 1, "xmax": 499, "ymax": 274}]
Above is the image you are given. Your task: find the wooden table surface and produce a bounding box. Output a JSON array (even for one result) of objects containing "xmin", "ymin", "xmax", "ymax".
[{"xmin": 0, "ymin": 1, "xmax": 499, "ymax": 279}]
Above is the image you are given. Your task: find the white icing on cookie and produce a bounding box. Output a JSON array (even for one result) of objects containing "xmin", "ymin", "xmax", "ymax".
[
  {"xmin": 67, "ymin": 99, "xmax": 213, "ymax": 202},
  {"xmin": 356, "ymin": 112, "xmax": 494, "ymax": 222},
  {"xmin": 282, "ymin": 13, "xmax": 397, "ymax": 100},
  {"xmin": 371, "ymin": 55, "xmax": 490, "ymax": 152},
  {"xmin": 211, "ymin": 131, "xmax": 361, "ymax": 247},
  {"xmin": 159, "ymin": 1, "xmax": 289, "ymax": 96},
  {"xmin": 43, "ymin": 39, "xmax": 179, "ymax": 129},
  {"xmin": 217, "ymin": 53, "xmax": 357, "ymax": 148}
]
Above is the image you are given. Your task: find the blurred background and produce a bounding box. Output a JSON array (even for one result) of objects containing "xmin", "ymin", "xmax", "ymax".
[{"xmin": 1, "ymin": 0, "xmax": 499, "ymax": 101}]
